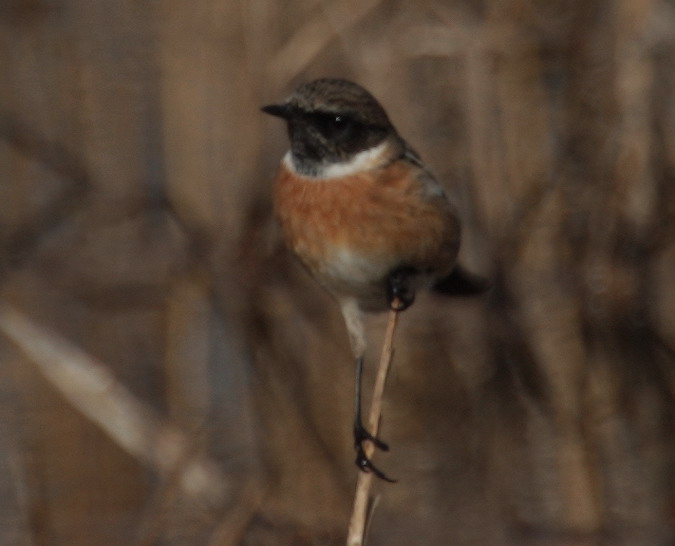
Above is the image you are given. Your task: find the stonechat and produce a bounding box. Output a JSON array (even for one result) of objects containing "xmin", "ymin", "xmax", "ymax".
[{"xmin": 263, "ymin": 78, "xmax": 487, "ymax": 481}]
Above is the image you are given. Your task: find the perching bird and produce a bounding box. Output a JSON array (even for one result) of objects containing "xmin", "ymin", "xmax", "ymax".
[{"xmin": 263, "ymin": 78, "xmax": 487, "ymax": 480}]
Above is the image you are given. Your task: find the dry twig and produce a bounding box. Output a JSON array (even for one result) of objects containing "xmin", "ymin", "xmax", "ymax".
[{"xmin": 0, "ymin": 304, "xmax": 230, "ymax": 504}]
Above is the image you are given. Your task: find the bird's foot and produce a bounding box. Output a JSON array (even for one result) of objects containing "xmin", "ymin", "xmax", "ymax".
[
  {"xmin": 387, "ymin": 267, "xmax": 417, "ymax": 311},
  {"xmin": 353, "ymin": 422, "xmax": 396, "ymax": 482}
]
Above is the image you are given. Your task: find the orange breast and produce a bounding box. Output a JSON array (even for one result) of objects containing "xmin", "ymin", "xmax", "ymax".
[{"xmin": 274, "ymin": 161, "xmax": 460, "ymax": 292}]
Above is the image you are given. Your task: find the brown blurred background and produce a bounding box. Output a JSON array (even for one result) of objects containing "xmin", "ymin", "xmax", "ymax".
[{"xmin": 1, "ymin": 1, "xmax": 674, "ymax": 544}]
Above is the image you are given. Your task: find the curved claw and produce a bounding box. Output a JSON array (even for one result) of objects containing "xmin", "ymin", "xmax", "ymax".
[
  {"xmin": 355, "ymin": 445, "xmax": 397, "ymax": 483},
  {"xmin": 354, "ymin": 422, "xmax": 389, "ymax": 452}
]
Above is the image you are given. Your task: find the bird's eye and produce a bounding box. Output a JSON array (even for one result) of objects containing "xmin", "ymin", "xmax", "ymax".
[
  {"xmin": 332, "ymin": 115, "xmax": 347, "ymax": 128},
  {"xmin": 311, "ymin": 113, "xmax": 356, "ymax": 139}
]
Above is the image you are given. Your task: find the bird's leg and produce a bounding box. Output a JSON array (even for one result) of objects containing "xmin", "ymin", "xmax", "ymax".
[
  {"xmin": 387, "ymin": 266, "xmax": 417, "ymax": 311},
  {"xmin": 353, "ymin": 355, "xmax": 396, "ymax": 482},
  {"xmin": 340, "ymin": 299, "xmax": 395, "ymax": 481}
]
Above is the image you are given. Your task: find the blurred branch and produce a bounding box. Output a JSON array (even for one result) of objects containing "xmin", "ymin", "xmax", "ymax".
[
  {"xmin": 267, "ymin": 0, "xmax": 385, "ymax": 87},
  {"xmin": 206, "ymin": 481, "xmax": 266, "ymax": 546},
  {"xmin": 0, "ymin": 111, "xmax": 89, "ymax": 190},
  {"xmin": 0, "ymin": 112, "xmax": 91, "ymax": 275},
  {"xmin": 0, "ymin": 304, "xmax": 231, "ymax": 505}
]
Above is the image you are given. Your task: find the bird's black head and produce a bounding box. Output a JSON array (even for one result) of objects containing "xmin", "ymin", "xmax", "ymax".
[{"xmin": 262, "ymin": 79, "xmax": 400, "ymax": 176}]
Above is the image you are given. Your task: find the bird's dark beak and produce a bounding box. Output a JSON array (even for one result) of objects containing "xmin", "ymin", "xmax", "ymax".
[{"xmin": 261, "ymin": 103, "xmax": 293, "ymax": 119}]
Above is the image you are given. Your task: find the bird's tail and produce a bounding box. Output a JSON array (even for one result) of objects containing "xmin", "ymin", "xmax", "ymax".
[{"xmin": 433, "ymin": 263, "xmax": 490, "ymax": 297}]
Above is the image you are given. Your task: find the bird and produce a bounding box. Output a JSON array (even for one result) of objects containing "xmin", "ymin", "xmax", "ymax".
[{"xmin": 262, "ymin": 78, "xmax": 487, "ymax": 481}]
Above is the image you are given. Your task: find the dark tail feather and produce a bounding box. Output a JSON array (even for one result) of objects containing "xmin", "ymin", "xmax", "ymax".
[{"xmin": 433, "ymin": 263, "xmax": 490, "ymax": 297}]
